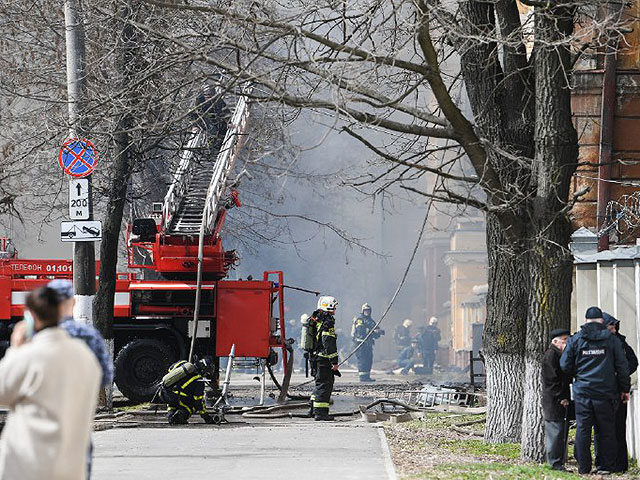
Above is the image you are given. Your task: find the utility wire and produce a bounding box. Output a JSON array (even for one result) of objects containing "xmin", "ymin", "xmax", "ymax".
[
  {"xmin": 338, "ymin": 196, "xmax": 433, "ymax": 366},
  {"xmin": 288, "ymin": 196, "xmax": 434, "ymax": 390}
]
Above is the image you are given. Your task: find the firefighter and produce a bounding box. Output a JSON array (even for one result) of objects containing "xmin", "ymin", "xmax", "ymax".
[
  {"xmin": 420, "ymin": 317, "xmax": 441, "ymax": 374},
  {"xmin": 159, "ymin": 359, "xmax": 215, "ymax": 425},
  {"xmin": 352, "ymin": 303, "xmax": 384, "ymax": 382},
  {"xmin": 194, "ymin": 83, "xmax": 231, "ymax": 146},
  {"xmin": 393, "ymin": 319, "xmax": 413, "ymax": 351},
  {"xmin": 309, "ymin": 296, "xmax": 340, "ymax": 421}
]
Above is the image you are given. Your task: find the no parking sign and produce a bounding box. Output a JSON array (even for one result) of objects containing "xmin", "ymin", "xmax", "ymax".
[{"xmin": 58, "ymin": 138, "xmax": 98, "ymax": 177}]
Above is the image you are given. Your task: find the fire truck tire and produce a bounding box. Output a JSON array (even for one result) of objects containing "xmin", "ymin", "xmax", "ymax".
[{"xmin": 114, "ymin": 339, "xmax": 176, "ymax": 403}]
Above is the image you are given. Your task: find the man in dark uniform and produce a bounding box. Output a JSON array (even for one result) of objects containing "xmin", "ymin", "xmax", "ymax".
[
  {"xmin": 309, "ymin": 296, "xmax": 340, "ymax": 421},
  {"xmin": 160, "ymin": 359, "xmax": 215, "ymax": 425},
  {"xmin": 598, "ymin": 312, "xmax": 638, "ymax": 472},
  {"xmin": 560, "ymin": 306, "xmax": 630, "ymax": 475},
  {"xmin": 542, "ymin": 328, "xmax": 571, "ymax": 471},
  {"xmin": 397, "ymin": 338, "xmax": 419, "ymax": 375},
  {"xmin": 194, "ymin": 83, "xmax": 231, "ymax": 146},
  {"xmin": 420, "ymin": 317, "xmax": 441, "ymax": 374},
  {"xmin": 393, "ymin": 319, "xmax": 412, "ymax": 352},
  {"xmin": 351, "ymin": 303, "xmax": 383, "ymax": 382}
]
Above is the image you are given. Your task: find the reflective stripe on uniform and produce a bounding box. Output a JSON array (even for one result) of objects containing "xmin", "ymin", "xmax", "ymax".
[
  {"xmin": 181, "ymin": 374, "xmax": 202, "ymax": 390},
  {"xmin": 179, "ymin": 401, "xmax": 193, "ymax": 414},
  {"xmin": 322, "ymin": 331, "xmax": 336, "ymax": 338},
  {"xmin": 313, "ymin": 401, "xmax": 330, "ymax": 408},
  {"xmin": 317, "ymin": 352, "xmax": 338, "ymax": 359}
]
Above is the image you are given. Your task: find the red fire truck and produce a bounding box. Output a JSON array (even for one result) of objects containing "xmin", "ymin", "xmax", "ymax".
[{"xmin": 0, "ymin": 92, "xmax": 290, "ymax": 402}]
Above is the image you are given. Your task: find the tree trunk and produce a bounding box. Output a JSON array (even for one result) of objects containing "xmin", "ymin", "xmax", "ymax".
[
  {"xmin": 92, "ymin": 1, "xmax": 137, "ymax": 409},
  {"xmin": 483, "ymin": 213, "xmax": 528, "ymax": 443},
  {"xmin": 93, "ymin": 123, "xmax": 131, "ymax": 339},
  {"xmin": 521, "ymin": 224, "xmax": 573, "ymax": 460},
  {"xmin": 520, "ymin": 4, "xmax": 577, "ymax": 461}
]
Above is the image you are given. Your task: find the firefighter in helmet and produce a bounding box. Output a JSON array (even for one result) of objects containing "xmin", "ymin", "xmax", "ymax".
[
  {"xmin": 309, "ymin": 296, "xmax": 341, "ymax": 421},
  {"xmin": 352, "ymin": 303, "xmax": 384, "ymax": 382},
  {"xmin": 159, "ymin": 359, "xmax": 215, "ymax": 424}
]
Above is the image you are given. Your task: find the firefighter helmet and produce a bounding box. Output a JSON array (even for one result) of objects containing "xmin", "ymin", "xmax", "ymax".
[
  {"xmin": 403, "ymin": 319, "xmax": 413, "ymax": 328},
  {"xmin": 361, "ymin": 303, "xmax": 372, "ymax": 314},
  {"xmin": 317, "ymin": 296, "xmax": 338, "ymax": 313},
  {"xmin": 429, "ymin": 316, "xmax": 438, "ymax": 326},
  {"xmin": 300, "ymin": 313, "xmax": 309, "ymax": 323}
]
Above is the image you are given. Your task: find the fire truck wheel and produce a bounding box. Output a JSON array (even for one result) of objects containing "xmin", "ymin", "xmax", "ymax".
[{"xmin": 114, "ymin": 339, "xmax": 176, "ymax": 403}]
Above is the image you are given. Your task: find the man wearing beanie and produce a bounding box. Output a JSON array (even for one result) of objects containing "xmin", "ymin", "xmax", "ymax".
[
  {"xmin": 542, "ymin": 328, "xmax": 571, "ymax": 470},
  {"xmin": 560, "ymin": 306, "xmax": 630, "ymax": 475}
]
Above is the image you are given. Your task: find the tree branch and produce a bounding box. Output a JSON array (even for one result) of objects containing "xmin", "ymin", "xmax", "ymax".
[
  {"xmin": 140, "ymin": 0, "xmax": 436, "ymax": 77},
  {"xmin": 343, "ymin": 127, "xmax": 479, "ymax": 184}
]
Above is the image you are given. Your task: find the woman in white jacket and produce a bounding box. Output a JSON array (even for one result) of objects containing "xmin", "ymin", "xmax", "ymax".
[{"xmin": 0, "ymin": 286, "xmax": 101, "ymax": 480}]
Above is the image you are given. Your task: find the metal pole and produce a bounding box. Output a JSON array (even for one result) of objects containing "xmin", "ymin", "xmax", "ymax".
[
  {"xmin": 596, "ymin": 2, "xmax": 623, "ymax": 252},
  {"xmin": 188, "ymin": 217, "xmax": 206, "ymax": 363},
  {"xmin": 213, "ymin": 344, "xmax": 235, "ymax": 409},
  {"xmin": 65, "ymin": 0, "xmax": 95, "ymax": 323}
]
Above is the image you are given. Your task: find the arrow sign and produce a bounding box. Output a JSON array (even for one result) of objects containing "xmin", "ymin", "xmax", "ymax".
[{"xmin": 69, "ymin": 178, "xmax": 90, "ymax": 220}]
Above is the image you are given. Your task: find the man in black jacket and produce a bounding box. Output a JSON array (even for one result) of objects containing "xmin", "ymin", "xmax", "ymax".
[
  {"xmin": 598, "ymin": 312, "xmax": 639, "ymax": 472},
  {"xmin": 420, "ymin": 317, "xmax": 441, "ymax": 374},
  {"xmin": 542, "ymin": 328, "xmax": 571, "ymax": 471},
  {"xmin": 309, "ymin": 296, "xmax": 341, "ymax": 421},
  {"xmin": 560, "ymin": 306, "xmax": 630, "ymax": 475}
]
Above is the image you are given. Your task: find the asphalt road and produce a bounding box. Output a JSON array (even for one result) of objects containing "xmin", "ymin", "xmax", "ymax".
[{"xmin": 92, "ymin": 422, "xmax": 397, "ymax": 480}]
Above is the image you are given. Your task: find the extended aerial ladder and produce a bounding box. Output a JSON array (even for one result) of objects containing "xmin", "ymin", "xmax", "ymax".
[
  {"xmin": 128, "ymin": 93, "xmax": 250, "ymax": 279},
  {"xmin": 126, "ymin": 89, "xmax": 291, "ymax": 401}
]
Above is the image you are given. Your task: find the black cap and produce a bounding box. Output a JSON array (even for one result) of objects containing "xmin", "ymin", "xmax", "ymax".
[
  {"xmin": 550, "ymin": 328, "xmax": 570, "ymax": 339},
  {"xmin": 585, "ymin": 306, "xmax": 603, "ymax": 319},
  {"xmin": 602, "ymin": 312, "xmax": 619, "ymax": 326}
]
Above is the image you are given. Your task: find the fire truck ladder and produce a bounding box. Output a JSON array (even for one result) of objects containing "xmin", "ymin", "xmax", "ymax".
[
  {"xmin": 157, "ymin": 93, "xmax": 251, "ymax": 363},
  {"xmin": 162, "ymin": 93, "xmax": 250, "ymax": 237}
]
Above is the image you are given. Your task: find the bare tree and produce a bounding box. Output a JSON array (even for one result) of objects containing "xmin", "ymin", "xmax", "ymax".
[{"xmin": 132, "ymin": 0, "xmax": 627, "ymax": 460}]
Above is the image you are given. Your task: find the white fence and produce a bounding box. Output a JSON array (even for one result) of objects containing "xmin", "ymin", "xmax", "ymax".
[{"xmin": 572, "ymin": 228, "xmax": 640, "ymax": 458}]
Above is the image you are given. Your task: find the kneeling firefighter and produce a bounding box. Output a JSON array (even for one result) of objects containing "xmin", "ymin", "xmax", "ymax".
[
  {"xmin": 158, "ymin": 359, "xmax": 215, "ymax": 424},
  {"xmin": 301, "ymin": 296, "xmax": 341, "ymax": 421}
]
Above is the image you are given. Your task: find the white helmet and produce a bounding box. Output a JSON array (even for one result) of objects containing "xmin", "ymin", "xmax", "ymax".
[
  {"xmin": 403, "ymin": 319, "xmax": 413, "ymax": 328},
  {"xmin": 317, "ymin": 296, "xmax": 338, "ymax": 313},
  {"xmin": 361, "ymin": 303, "xmax": 372, "ymax": 313},
  {"xmin": 300, "ymin": 313, "xmax": 309, "ymax": 323},
  {"xmin": 429, "ymin": 316, "xmax": 438, "ymax": 326}
]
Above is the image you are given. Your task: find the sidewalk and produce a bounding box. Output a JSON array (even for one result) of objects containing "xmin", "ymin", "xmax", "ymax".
[{"xmin": 92, "ymin": 422, "xmax": 397, "ymax": 480}]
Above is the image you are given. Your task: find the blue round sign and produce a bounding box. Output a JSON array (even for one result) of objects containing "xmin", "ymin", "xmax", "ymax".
[{"xmin": 58, "ymin": 138, "xmax": 98, "ymax": 178}]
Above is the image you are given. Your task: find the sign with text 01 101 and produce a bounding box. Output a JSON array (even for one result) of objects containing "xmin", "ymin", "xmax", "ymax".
[
  {"xmin": 60, "ymin": 220, "xmax": 102, "ymax": 242},
  {"xmin": 69, "ymin": 178, "xmax": 89, "ymax": 220}
]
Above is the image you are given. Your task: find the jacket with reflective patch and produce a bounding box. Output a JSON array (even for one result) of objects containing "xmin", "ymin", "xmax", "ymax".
[
  {"xmin": 312, "ymin": 311, "xmax": 339, "ymax": 364},
  {"xmin": 351, "ymin": 315, "xmax": 381, "ymax": 346},
  {"xmin": 164, "ymin": 361, "xmax": 205, "ymax": 415},
  {"xmin": 560, "ymin": 322, "xmax": 630, "ymax": 399}
]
